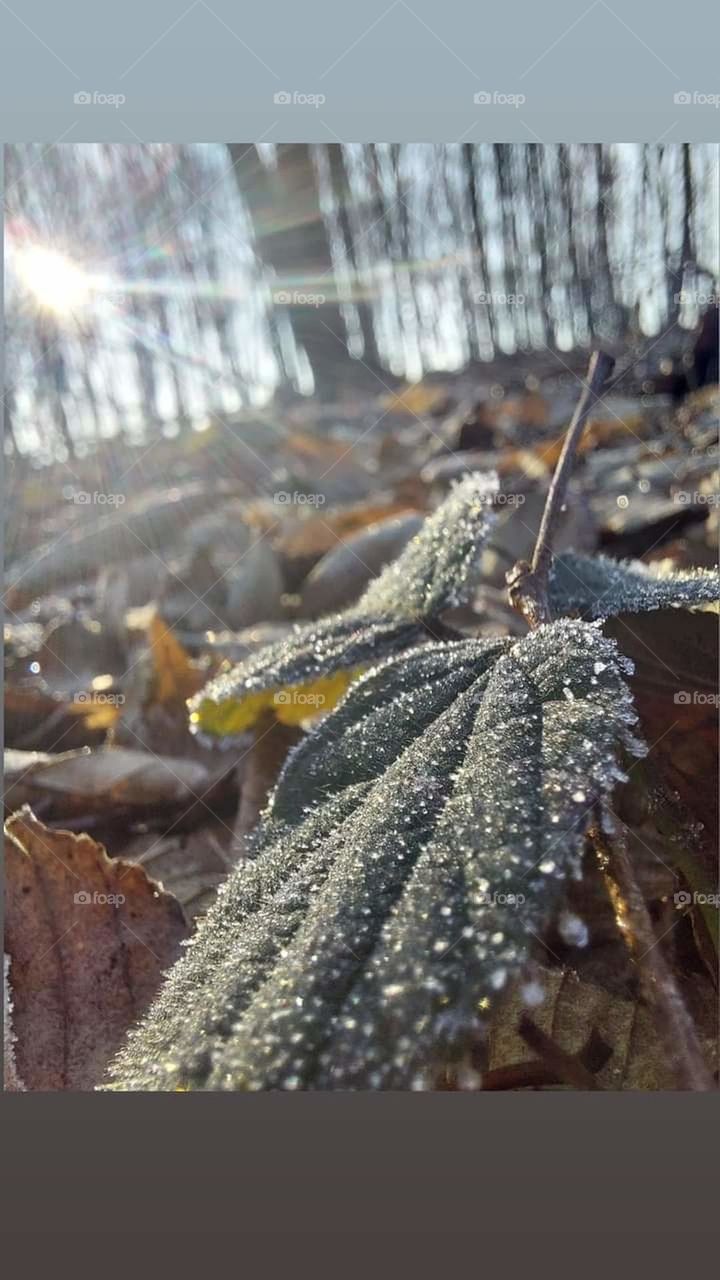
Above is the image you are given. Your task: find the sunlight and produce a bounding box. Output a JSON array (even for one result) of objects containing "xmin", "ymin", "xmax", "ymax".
[{"xmin": 14, "ymin": 244, "xmax": 94, "ymax": 315}]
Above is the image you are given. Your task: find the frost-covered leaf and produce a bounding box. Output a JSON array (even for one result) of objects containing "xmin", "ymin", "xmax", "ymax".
[
  {"xmin": 189, "ymin": 616, "xmax": 420, "ymax": 741},
  {"xmin": 549, "ymin": 552, "xmax": 719, "ymax": 620},
  {"xmin": 270, "ymin": 636, "xmax": 511, "ymax": 826},
  {"xmin": 107, "ymin": 620, "xmax": 644, "ymax": 1092},
  {"xmin": 310, "ymin": 621, "xmax": 645, "ymax": 1089},
  {"xmin": 189, "ymin": 473, "xmax": 497, "ymax": 742},
  {"xmin": 355, "ymin": 472, "xmax": 497, "ymax": 620}
]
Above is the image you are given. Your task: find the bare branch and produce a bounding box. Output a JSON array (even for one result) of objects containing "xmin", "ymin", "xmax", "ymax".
[{"xmin": 507, "ymin": 349, "xmax": 615, "ymax": 628}]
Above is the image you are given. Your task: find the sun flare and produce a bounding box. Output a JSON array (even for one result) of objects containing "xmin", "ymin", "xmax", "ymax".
[{"xmin": 14, "ymin": 244, "xmax": 93, "ymax": 315}]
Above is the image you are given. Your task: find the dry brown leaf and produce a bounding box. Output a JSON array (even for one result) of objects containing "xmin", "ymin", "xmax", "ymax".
[
  {"xmin": 501, "ymin": 413, "xmax": 651, "ymax": 474},
  {"xmin": 298, "ymin": 512, "xmax": 424, "ymax": 616},
  {"xmin": 4, "ymin": 807, "xmax": 188, "ymax": 1090},
  {"xmin": 3, "ymin": 746, "xmax": 212, "ymax": 820},
  {"xmin": 4, "ymin": 684, "xmax": 118, "ymax": 751},
  {"xmin": 485, "ymin": 966, "xmax": 717, "ymax": 1090},
  {"xmin": 275, "ymin": 498, "xmax": 422, "ymax": 567},
  {"xmin": 119, "ymin": 822, "xmax": 235, "ymax": 919},
  {"xmin": 605, "ymin": 609, "xmax": 719, "ymax": 848}
]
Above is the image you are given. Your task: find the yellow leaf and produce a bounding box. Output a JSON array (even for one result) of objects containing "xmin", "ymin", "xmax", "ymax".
[
  {"xmin": 190, "ymin": 668, "xmax": 364, "ymax": 738},
  {"xmin": 148, "ymin": 613, "xmax": 205, "ymax": 706}
]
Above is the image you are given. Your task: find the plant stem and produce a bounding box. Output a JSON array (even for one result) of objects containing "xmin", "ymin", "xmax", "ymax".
[
  {"xmin": 594, "ymin": 816, "xmax": 714, "ymax": 1091},
  {"xmin": 507, "ymin": 348, "xmax": 615, "ymax": 628}
]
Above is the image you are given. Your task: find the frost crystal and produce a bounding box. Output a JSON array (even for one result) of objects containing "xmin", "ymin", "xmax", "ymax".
[
  {"xmin": 189, "ymin": 472, "xmax": 498, "ymax": 742},
  {"xmin": 357, "ymin": 471, "xmax": 498, "ymax": 620},
  {"xmin": 107, "ymin": 620, "xmax": 644, "ymax": 1092},
  {"xmin": 549, "ymin": 552, "xmax": 719, "ymax": 621}
]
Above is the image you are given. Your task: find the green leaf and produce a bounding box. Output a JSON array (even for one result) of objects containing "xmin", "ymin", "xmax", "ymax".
[
  {"xmin": 107, "ymin": 620, "xmax": 644, "ymax": 1091},
  {"xmin": 270, "ymin": 636, "xmax": 511, "ymax": 826},
  {"xmin": 188, "ymin": 616, "xmax": 420, "ymax": 742},
  {"xmin": 355, "ymin": 471, "xmax": 498, "ymax": 620},
  {"xmin": 549, "ymin": 552, "xmax": 720, "ymax": 621},
  {"xmin": 189, "ymin": 472, "xmax": 498, "ymax": 743}
]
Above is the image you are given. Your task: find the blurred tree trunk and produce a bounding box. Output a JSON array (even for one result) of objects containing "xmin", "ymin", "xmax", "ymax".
[
  {"xmin": 227, "ymin": 143, "xmax": 354, "ymax": 399},
  {"xmin": 325, "ymin": 144, "xmax": 384, "ymax": 376}
]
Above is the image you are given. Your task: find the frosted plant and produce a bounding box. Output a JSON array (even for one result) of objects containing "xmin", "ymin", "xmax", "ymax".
[
  {"xmin": 549, "ymin": 552, "xmax": 720, "ymax": 620},
  {"xmin": 108, "ymin": 621, "xmax": 645, "ymax": 1091},
  {"xmin": 188, "ymin": 472, "xmax": 498, "ymax": 742},
  {"xmin": 106, "ymin": 356, "xmax": 719, "ymax": 1091}
]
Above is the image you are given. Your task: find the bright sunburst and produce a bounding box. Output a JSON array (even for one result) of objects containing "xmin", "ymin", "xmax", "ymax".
[{"xmin": 14, "ymin": 244, "xmax": 94, "ymax": 315}]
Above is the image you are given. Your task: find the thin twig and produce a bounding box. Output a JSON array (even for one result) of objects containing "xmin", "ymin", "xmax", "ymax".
[
  {"xmin": 593, "ymin": 815, "xmax": 714, "ymax": 1091},
  {"xmin": 517, "ymin": 1015, "xmax": 604, "ymax": 1090},
  {"xmin": 507, "ymin": 348, "xmax": 615, "ymax": 628}
]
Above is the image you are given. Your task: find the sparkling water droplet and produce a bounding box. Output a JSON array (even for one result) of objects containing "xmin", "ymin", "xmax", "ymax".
[{"xmin": 558, "ymin": 911, "xmax": 589, "ymax": 948}]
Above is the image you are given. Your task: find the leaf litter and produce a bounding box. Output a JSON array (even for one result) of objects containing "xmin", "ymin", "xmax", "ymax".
[{"xmin": 5, "ymin": 360, "xmax": 719, "ymax": 1091}]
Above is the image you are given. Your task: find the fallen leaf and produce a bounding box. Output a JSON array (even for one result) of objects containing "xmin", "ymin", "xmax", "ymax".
[
  {"xmin": 275, "ymin": 498, "xmax": 422, "ymax": 582},
  {"xmin": 299, "ymin": 513, "xmax": 423, "ymax": 616},
  {"xmin": 4, "ymin": 807, "xmax": 188, "ymax": 1090},
  {"xmin": 3, "ymin": 746, "xmax": 213, "ymax": 820},
  {"xmin": 605, "ymin": 609, "xmax": 719, "ymax": 846},
  {"xmin": 484, "ymin": 966, "xmax": 717, "ymax": 1090},
  {"xmin": 146, "ymin": 613, "xmax": 206, "ymax": 707}
]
